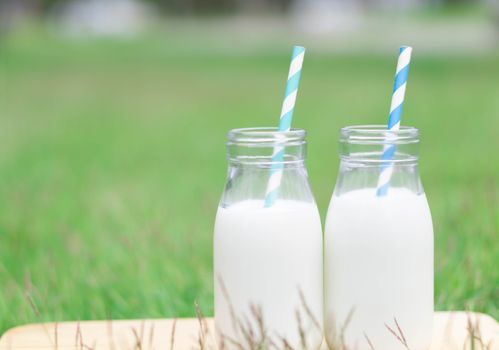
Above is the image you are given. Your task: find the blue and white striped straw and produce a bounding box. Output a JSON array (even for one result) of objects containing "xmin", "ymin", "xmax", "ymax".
[
  {"xmin": 376, "ymin": 46, "xmax": 413, "ymax": 197},
  {"xmin": 264, "ymin": 46, "xmax": 305, "ymax": 208}
]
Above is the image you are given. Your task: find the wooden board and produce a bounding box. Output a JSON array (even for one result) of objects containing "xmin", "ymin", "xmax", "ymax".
[{"xmin": 1, "ymin": 312, "xmax": 497, "ymax": 349}]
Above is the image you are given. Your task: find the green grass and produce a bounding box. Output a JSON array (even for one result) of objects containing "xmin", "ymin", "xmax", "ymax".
[{"xmin": 0, "ymin": 30, "xmax": 498, "ymax": 334}]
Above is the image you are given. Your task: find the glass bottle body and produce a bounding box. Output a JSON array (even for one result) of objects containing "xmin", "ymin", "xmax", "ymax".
[
  {"xmin": 214, "ymin": 128, "xmax": 323, "ymax": 349},
  {"xmin": 324, "ymin": 126, "xmax": 434, "ymax": 350}
]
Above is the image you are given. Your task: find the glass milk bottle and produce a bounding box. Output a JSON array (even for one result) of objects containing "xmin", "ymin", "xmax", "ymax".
[
  {"xmin": 324, "ymin": 126, "xmax": 434, "ymax": 350},
  {"xmin": 214, "ymin": 127, "xmax": 323, "ymax": 349}
]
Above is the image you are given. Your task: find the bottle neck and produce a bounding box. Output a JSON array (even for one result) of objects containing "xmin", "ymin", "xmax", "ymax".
[
  {"xmin": 227, "ymin": 127, "xmax": 307, "ymax": 168},
  {"xmin": 221, "ymin": 127, "xmax": 314, "ymax": 207},
  {"xmin": 339, "ymin": 125, "xmax": 420, "ymax": 165},
  {"xmin": 335, "ymin": 125, "xmax": 424, "ymax": 196}
]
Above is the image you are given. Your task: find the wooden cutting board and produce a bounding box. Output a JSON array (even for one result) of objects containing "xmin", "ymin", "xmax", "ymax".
[{"xmin": 1, "ymin": 312, "xmax": 497, "ymax": 349}]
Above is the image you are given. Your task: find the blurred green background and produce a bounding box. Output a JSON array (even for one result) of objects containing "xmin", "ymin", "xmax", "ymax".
[{"xmin": 1, "ymin": 0, "xmax": 498, "ymax": 334}]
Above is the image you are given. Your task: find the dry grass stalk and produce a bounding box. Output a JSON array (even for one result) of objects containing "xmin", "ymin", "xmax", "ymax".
[
  {"xmin": 222, "ymin": 334, "xmax": 245, "ymax": 350},
  {"xmin": 131, "ymin": 326, "xmax": 143, "ymax": 350},
  {"xmin": 339, "ymin": 308, "xmax": 355, "ymax": 350},
  {"xmin": 230, "ymin": 303, "xmax": 279, "ymax": 349},
  {"xmin": 54, "ymin": 322, "xmax": 59, "ymax": 350},
  {"xmin": 218, "ymin": 276, "xmax": 241, "ymax": 336},
  {"xmin": 25, "ymin": 291, "xmax": 40, "ymax": 317},
  {"xmin": 384, "ymin": 318, "xmax": 410, "ymax": 350},
  {"xmin": 277, "ymin": 336, "xmax": 295, "ymax": 350},
  {"xmin": 465, "ymin": 312, "xmax": 494, "ymax": 350},
  {"xmin": 73, "ymin": 321, "xmax": 95, "ymax": 350},
  {"xmin": 169, "ymin": 319, "xmax": 177, "ymax": 350},
  {"xmin": 250, "ymin": 303, "xmax": 270, "ymax": 349},
  {"xmin": 106, "ymin": 315, "xmax": 116, "ymax": 350},
  {"xmin": 83, "ymin": 340, "xmax": 96, "ymax": 350},
  {"xmin": 295, "ymin": 310, "xmax": 307, "ymax": 350},
  {"xmin": 324, "ymin": 307, "xmax": 355, "ymax": 350},
  {"xmin": 239, "ymin": 315, "xmax": 257, "ymax": 349},
  {"xmin": 298, "ymin": 289, "xmax": 322, "ymax": 334},
  {"xmin": 148, "ymin": 323, "xmax": 155, "ymax": 350},
  {"xmin": 140, "ymin": 320, "xmax": 146, "ymax": 349},
  {"xmin": 75, "ymin": 321, "xmax": 82, "ymax": 350},
  {"xmin": 195, "ymin": 299, "xmax": 209, "ymax": 350},
  {"xmin": 363, "ymin": 332, "xmax": 376, "ymax": 350}
]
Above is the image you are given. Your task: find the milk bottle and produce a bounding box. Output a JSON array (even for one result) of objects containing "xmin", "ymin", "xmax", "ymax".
[
  {"xmin": 324, "ymin": 126, "xmax": 434, "ymax": 350},
  {"xmin": 214, "ymin": 128, "xmax": 323, "ymax": 349}
]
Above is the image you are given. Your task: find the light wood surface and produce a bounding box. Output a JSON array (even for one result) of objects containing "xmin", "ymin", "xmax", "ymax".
[{"xmin": 1, "ymin": 312, "xmax": 497, "ymax": 349}]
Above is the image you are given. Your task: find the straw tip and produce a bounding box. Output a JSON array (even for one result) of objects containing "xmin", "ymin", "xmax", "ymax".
[
  {"xmin": 293, "ymin": 45, "xmax": 306, "ymax": 53},
  {"xmin": 400, "ymin": 45, "xmax": 413, "ymax": 53}
]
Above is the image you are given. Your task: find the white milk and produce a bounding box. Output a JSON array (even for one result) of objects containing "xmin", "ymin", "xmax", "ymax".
[
  {"xmin": 325, "ymin": 188, "xmax": 433, "ymax": 350},
  {"xmin": 214, "ymin": 200, "xmax": 323, "ymax": 349}
]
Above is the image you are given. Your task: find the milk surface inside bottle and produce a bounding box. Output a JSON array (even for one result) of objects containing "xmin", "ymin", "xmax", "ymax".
[
  {"xmin": 325, "ymin": 125, "xmax": 434, "ymax": 350},
  {"xmin": 214, "ymin": 128, "xmax": 323, "ymax": 349}
]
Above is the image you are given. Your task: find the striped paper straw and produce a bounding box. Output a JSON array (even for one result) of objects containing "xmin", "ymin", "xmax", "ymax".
[
  {"xmin": 264, "ymin": 45, "xmax": 306, "ymax": 208},
  {"xmin": 376, "ymin": 46, "xmax": 412, "ymax": 197}
]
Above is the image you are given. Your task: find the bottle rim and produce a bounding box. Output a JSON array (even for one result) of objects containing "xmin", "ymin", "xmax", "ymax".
[
  {"xmin": 227, "ymin": 127, "xmax": 306, "ymax": 146},
  {"xmin": 340, "ymin": 125, "xmax": 419, "ymax": 145},
  {"xmin": 226, "ymin": 127, "xmax": 306, "ymax": 165}
]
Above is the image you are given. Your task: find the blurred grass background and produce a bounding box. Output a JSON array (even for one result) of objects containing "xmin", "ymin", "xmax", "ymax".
[{"xmin": 1, "ymin": 1, "xmax": 499, "ymax": 334}]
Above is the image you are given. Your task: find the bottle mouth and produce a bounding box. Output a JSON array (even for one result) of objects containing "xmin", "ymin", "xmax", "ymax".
[
  {"xmin": 226, "ymin": 127, "xmax": 307, "ymax": 165},
  {"xmin": 340, "ymin": 125, "xmax": 419, "ymax": 145},
  {"xmin": 228, "ymin": 127, "xmax": 306, "ymax": 146},
  {"xmin": 339, "ymin": 125, "xmax": 420, "ymax": 164}
]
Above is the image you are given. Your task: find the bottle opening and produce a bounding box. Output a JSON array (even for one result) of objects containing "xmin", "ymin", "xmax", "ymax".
[
  {"xmin": 339, "ymin": 125, "xmax": 420, "ymax": 164},
  {"xmin": 227, "ymin": 127, "xmax": 307, "ymax": 165},
  {"xmin": 340, "ymin": 125, "xmax": 419, "ymax": 145},
  {"xmin": 228, "ymin": 127, "xmax": 306, "ymax": 146}
]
